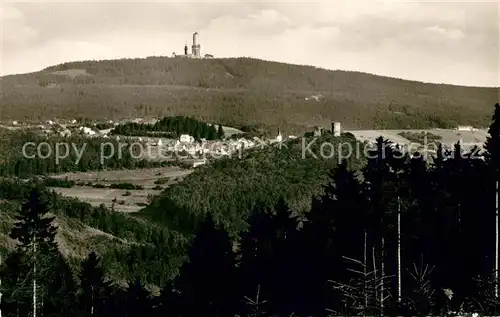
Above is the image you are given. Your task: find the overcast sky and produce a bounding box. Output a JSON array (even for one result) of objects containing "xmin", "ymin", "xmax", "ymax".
[{"xmin": 1, "ymin": 0, "xmax": 499, "ymax": 87}]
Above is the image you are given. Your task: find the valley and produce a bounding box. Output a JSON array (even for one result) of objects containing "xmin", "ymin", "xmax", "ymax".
[{"xmin": 0, "ymin": 56, "xmax": 498, "ymax": 317}]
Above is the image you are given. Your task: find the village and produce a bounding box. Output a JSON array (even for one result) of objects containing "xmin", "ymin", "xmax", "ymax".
[
  {"xmin": 3, "ymin": 117, "xmax": 488, "ymax": 165},
  {"xmin": 3, "ymin": 117, "xmax": 293, "ymax": 168}
]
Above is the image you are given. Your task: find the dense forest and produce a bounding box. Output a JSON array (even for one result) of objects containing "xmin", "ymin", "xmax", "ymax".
[
  {"xmin": 112, "ymin": 116, "xmax": 225, "ymax": 140},
  {"xmin": 1, "ymin": 57, "xmax": 496, "ymax": 131},
  {"xmin": 0, "ymin": 131, "xmax": 175, "ymax": 178},
  {"xmin": 0, "ymin": 103, "xmax": 499, "ymax": 316},
  {"xmin": 0, "ymin": 132, "xmax": 364, "ymax": 285}
]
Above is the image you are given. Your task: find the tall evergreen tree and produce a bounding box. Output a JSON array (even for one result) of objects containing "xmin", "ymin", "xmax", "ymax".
[
  {"xmin": 125, "ymin": 280, "xmax": 151, "ymax": 317},
  {"xmin": 207, "ymin": 125, "xmax": 218, "ymax": 140},
  {"xmin": 8, "ymin": 186, "xmax": 57, "ymax": 317},
  {"xmin": 217, "ymin": 124, "xmax": 225, "ymax": 139},
  {"xmin": 485, "ymin": 103, "xmax": 500, "ymax": 297},
  {"xmin": 79, "ymin": 252, "xmax": 112, "ymax": 317},
  {"xmin": 263, "ymin": 198, "xmax": 300, "ymax": 316},
  {"xmin": 362, "ymin": 137, "xmax": 393, "ymax": 314},
  {"xmin": 173, "ymin": 215, "xmax": 237, "ymax": 316},
  {"xmin": 10, "ymin": 186, "xmax": 57, "ymax": 253},
  {"xmin": 238, "ymin": 204, "xmax": 276, "ymax": 310},
  {"xmin": 303, "ymin": 162, "xmax": 367, "ymax": 316},
  {"xmin": 1, "ymin": 186, "xmax": 76, "ymax": 317}
]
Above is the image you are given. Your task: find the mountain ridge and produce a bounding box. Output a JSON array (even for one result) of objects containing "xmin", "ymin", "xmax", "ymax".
[
  {"xmin": 2, "ymin": 56, "xmax": 493, "ymax": 89},
  {"xmin": 1, "ymin": 57, "xmax": 497, "ymax": 131}
]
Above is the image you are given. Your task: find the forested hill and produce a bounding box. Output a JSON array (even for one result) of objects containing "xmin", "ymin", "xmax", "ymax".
[{"xmin": 1, "ymin": 57, "xmax": 497, "ymax": 131}]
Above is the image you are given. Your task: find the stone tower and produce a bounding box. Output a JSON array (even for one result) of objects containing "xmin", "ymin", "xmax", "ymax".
[{"xmin": 192, "ymin": 32, "xmax": 201, "ymax": 58}]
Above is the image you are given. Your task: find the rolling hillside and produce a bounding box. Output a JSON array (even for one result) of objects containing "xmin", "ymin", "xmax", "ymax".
[{"xmin": 1, "ymin": 57, "xmax": 497, "ymax": 132}]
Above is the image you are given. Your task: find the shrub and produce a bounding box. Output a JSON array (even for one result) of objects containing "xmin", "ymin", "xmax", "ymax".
[
  {"xmin": 109, "ymin": 183, "xmax": 144, "ymax": 190},
  {"xmin": 43, "ymin": 177, "xmax": 75, "ymax": 188},
  {"xmin": 154, "ymin": 178, "xmax": 169, "ymax": 185}
]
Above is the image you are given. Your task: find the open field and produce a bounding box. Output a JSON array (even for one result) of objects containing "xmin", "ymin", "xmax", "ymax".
[
  {"xmin": 346, "ymin": 129, "xmax": 488, "ymax": 149},
  {"xmin": 49, "ymin": 166, "xmax": 193, "ymax": 212}
]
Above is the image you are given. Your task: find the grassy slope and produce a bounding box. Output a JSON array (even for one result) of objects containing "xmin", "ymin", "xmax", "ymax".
[
  {"xmin": 1, "ymin": 57, "xmax": 497, "ymax": 132},
  {"xmin": 0, "ymin": 198, "xmax": 124, "ymax": 257},
  {"xmin": 0, "ymin": 190, "xmax": 182, "ymax": 287}
]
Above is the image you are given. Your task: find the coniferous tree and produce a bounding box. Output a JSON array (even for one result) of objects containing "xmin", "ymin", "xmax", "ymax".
[
  {"xmin": 7, "ymin": 186, "xmax": 58, "ymax": 317},
  {"xmin": 217, "ymin": 124, "xmax": 225, "ymax": 139},
  {"xmin": 362, "ymin": 136, "xmax": 394, "ymax": 314},
  {"xmin": 207, "ymin": 125, "xmax": 217, "ymax": 140},
  {"xmin": 125, "ymin": 280, "xmax": 151, "ymax": 317},
  {"xmin": 264, "ymin": 198, "xmax": 300, "ymax": 316},
  {"xmin": 79, "ymin": 251, "xmax": 112, "ymax": 317},
  {"xmin": 238, "ymin": 204, "xmax": 275, "ymax": 311},
  {"xmin": 0, "ymin": 186, "xmax": 77, "ymax": 317},
  {"xmin": 173, "ymin": 215, "xmax": 237, "ymax": 316},
  {"xmin": 485, "ymin": 103, "xmax": 500, "ymax": 298},
  {"xmin": 305, "ymin": 162, "xmax": 367, "ymax": 316},
  {"xmin": 42, "ymin": 252, "xmax": 78, "ymax": 316}
]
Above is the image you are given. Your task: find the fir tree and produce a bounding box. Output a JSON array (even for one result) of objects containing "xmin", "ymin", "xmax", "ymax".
[
  {"xmin": 217, "ymin": 124, "xmax": 225, "ymax": 139},
  {"xmin": 485, "ymin": 103, "xmax": 500, "ymax": 169},
  {"xmin": 485, "ymin": 103, "xmax": 500, "ymax": 298},
  {"xmin": 173, "ymin": 215, "xmax": 237, "ymax": 316},
  {"xmin": 3, "ymin": 186, "xmax": 72, "ymax": 317},
  {"xmin": 10, "ymin": 186, "xmax": 57, "ymax": 253},
  {"xmin": 238, "ymin": 204, "xmax": 275, "ymax": 307},
  {"xmin": 79, "ymin": 252, "xmax": 112, "ymax": 317},
  {"xmin": 125, "ymin": 280, "xmax": 151, "ymax": 317},
  {"xmin": 207, "ymin": 125, "xmax": 217, "ymax": 140}
]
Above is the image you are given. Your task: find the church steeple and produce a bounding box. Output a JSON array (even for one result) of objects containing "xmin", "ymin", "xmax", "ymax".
[{"xmin": 184, "ymin": 42, "xmax": 188, "ymax": 55}]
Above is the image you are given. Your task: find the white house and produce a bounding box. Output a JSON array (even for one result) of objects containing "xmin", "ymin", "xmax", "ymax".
[
  {"xmin": 79, "ymin": 126, "xmax": 96, "ymax": 136},
  {"xmin": 179, "ymin": 134, "xmax": 194, "ymax": 143},
  {"xmin": 276, "ymin": 131, "xmax": 283, "ymax": 143},
  {"xmin": 59, "ymin": 129, "xmax": 72, "ymax": 137},
  {"xmin": 457, "ymin": 126, "xmax": 474, "ymax": 131},
  {"xmin": 192, "ymin": 159, "xmax": 206, "ymax": 168}
]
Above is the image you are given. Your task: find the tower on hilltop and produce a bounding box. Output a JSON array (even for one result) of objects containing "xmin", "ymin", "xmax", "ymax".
[{"xmin": 192, "ymin": 32, "xmax": 201, "ymax": 58}]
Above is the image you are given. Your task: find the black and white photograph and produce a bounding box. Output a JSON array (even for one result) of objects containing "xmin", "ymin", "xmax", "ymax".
[{"xmin": 0, "ymin": 0, "xmax": 499, "ymax": 316}]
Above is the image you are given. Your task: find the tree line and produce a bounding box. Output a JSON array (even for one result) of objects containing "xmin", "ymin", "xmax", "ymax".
[
  {"xmin": 112, "ymin": 116, "xmax": 225, "ymax": 140},
  {"xmin": 0, "ymin": 133, "xmax": 173, "ymax": 178}
]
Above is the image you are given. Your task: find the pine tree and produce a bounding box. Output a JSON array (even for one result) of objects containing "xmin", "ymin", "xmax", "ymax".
[
  {"xmin": 7, "ymin": 186, "xmax": 58, "ymax": 317},
  {"xmin": 79, "ymin": 251, "xmax": 112, "ymax": 317},
  {"xmin": 173, "ymin": 215, "xmax": 237, "ymax": 316},
  {"xmin": 485, "ymin": 103, "xmax": 500, "ymax": 297},
  {"xmin": 10, "ymin": 186, "xmax": 57, "ymax": 253},
  {"xmin": 303, "ymin": 162, "xmax": 368, "ymax": 315},
  {"xmin": 125, "ymin": 280, "xmax": 151, "ymax": 317},
  {"xmin": 0, "ymin": 186, "xmax": 77, "ymax": 316},
  {"xmin": 207, "ymin": 125, "xmax": 217, "ymax": 140},
  {"xmin": 264, "ymin": 198, "xmax": 304, "ymax": 315},
  {"xmin": 362, "ymin": 136, "xmax": 396, "ymax": 314},
  {"xmin": 42, "ymin": 252, "xmax": 78, "ymax": 316},
  {"xmin": 238, "ymin": 204, "xmax": 275, "ymax": 307},
  {"xmin": 217, "ymin": 124, "xmax": 225, "ymax": 139}
]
